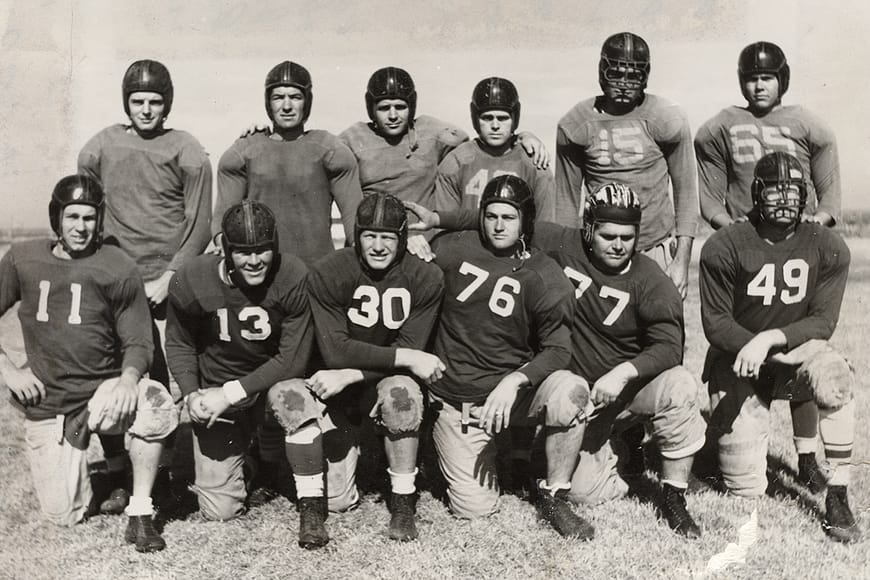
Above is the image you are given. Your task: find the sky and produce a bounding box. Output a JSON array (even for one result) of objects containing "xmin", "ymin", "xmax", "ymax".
[{"xmin": 2, "ymin": 0, "xmax": 869, "ymax": 231}]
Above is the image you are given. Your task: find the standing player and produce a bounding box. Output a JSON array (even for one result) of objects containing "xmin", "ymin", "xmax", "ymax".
[
  {"xmin": 299, "ymin": 193, "xmax": 444, "ymax": 541},
  {"xmin": 422, "ymin": 176, "xmax": 592, "ymax": 539},
  {"xmin": 166, "ymin": 201, "xmax": 333, "ymax": 549},
  {"xmin": 433, "ymin": 77, "xmax": 556, "ymax": 223},
  {"xmin": 695, "ymin": 41, "xmax": 840, "ymax": 229},
  {"xmin": 554, "ymin": 32, "xmax": 697, "ymax": 299},
  {"xmin": 407, "ymin": 184, "xmax": 706, "ymax": 538},
  {"xmin": 78, "ymin": 59, "xmax": 212, "ymax": 511},
  {"xmin": 695, "ymin": 42, "xmax": 842, "ymax": 484},
  {"xmin": 0, "ymin": 175, "xmax": 177, "ymax": 552},
  {"xmin": 699, "ymin": 152, "xmax": 860, "ymax": 543},
  {"xmin": 216, "ymin": 60, "xmax": 363, "ymax": 266}
]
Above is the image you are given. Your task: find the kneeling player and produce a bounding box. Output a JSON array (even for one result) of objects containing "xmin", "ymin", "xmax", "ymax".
[
  {"xmin": 166, "ymin": 201, "xmax": 329, "ymax": 549},
  {"xmin": 699, "ymin": 152, "xmax": 861, "ymax": 543},
  {"xmin": 420, "ymin": 176, "xmax": 592, "ymax": 538},
  {"xmin": 0, "ymin": 175, "xmax": 177, "ymax": 552},
  {"xmin": 300, "ymin": 193, "xmax": 444, "ymax": 541}
]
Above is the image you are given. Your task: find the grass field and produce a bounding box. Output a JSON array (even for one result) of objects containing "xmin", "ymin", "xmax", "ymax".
[{"xmin": 0, "ymin": 240, "xmax": 868, "ymax": 580}]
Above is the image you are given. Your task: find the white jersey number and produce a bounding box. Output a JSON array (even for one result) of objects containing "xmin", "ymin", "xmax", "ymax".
[
  {"xmin": 347, "ymin": 285, "xmax": 411, "ymax": 330},
  {"xmin": 592, "ymin": 127, "xmax": 645, "ymax": 166},
  {"xmin": 217, "ymin": 306, "xmax": 272, "ymax": 342},
  {"xmin": 746, "ymin": 259, "xmax": 809, "ymax": 306},
  {"xmin": 563, "ymin": 267, "xmax": 630, "ymax": 326},
  {"xmin": 456, "ymin": 261, "xmax": 520, "ymax": 318},
  {"xmin": 729, "ymin": 124, "xmax": 796, "ymax": 164},
  {"xmin": 35, "ymin": 280, "xmax": 83, "ymax": 325}
]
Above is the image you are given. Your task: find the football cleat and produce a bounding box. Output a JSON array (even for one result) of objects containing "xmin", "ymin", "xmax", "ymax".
[
  {"xmin": 125, "ymin": 514, "xmax": 166, "ymax": 553},
  {"xmin": 823, "ymin": 485, "xmax": 862, "ymax": 543},
  {"xmin": 297, "ymin": 496, "xmax": 329, "ymax": 549},
  {"xmin": 388, "ymin": 492, "xmax": 419, "ymax": 542},
  {"xmin": 536, "ymin": 485, "xmax": 595, "ymax": 540},
  {"xmin": 797, "ymin": 453, "xmax": 827, "ymax": 494},
  {"xmin": 659, "ymin": 483, "xmax": 701, "ymax": 539}
]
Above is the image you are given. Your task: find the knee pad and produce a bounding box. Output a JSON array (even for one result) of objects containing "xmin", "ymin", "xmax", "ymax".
[
  {"xmin": 268, "ymin": 379, "xmax": 320, "ymax": 433},
  {"xmin": 543, "ymin": 371, "xmax": 590, "ymax": 427},
  {"xmin": 796, "ymin": 350, "xmax": 854, "ymax": 409},
  {"xmin": 374, "ymin": 376, "xmax": 423, "ymax": 433},
  {"xmin": 128, "ymin": 379, "xmax": 178, "ymax": 441}
]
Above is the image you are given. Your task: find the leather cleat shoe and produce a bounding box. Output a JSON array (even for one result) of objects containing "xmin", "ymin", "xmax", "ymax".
[
  {"xmin": 659, "ymin": 483, "xmax": 701, "ymax": 539},
  {"xmin": 125, "ymin": 515, "xmax": 166, "ymax": 553},
  {"xmin": 297, "ymin": 496, "xmax": 329, "ymax": 550},
  {"xmin": 536, "ymin": 485, "xmax": 594, "ymax": 540},
  {"xmin": 388, "ymin": 493, "xmax": 418, "ymax": 541},
  {"xmin": 101, "ymin": 487, "xmax": 131, "ymax": 515},
  {"xmin": 797, "ymin": 453, "xmax": 827, "ymax": 494},
  {"xmin": 823, "ymin": 485, "xmax": 862, "ymax": 544}
]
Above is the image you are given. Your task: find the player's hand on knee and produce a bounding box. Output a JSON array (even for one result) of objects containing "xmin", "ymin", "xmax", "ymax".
[
  {"xmin": 590, "ymin": 363, "xmax": 635, "ymax": 407},
  {"xmin": 734, "ymin": 330, "xmax": 786, "ymax": 378},
  {"xmin": 403, "ymin": 202, "xmax": 440, "ymax": 233},
  {"xmin": 306, "ymin": 369, "xmax": 362, "ymax": 401},
  {"xmin": 108, "ymin": 373, "xmax": 139, "ymax": 426},
  {"xmin": 516, "ymin": 131, "xmax": 550, "ymax": 170},
  {"xmin": 239, "ymin": 122, "xmax": 271, "ymax": 138},
  {"xmin": 200, "ymin": 387, "xmax": 233, "ymax": 428},
  {"xmin": 3, "ymin": 366, "xmax": 45, "ymax": 406},
  {"xmin": 406, "ymin": 234, "xmax": 435, "ymax": 262},
  {"xmin": 395, "ymin": 348, "xmax": 445, "ymax": 385},
  {"xmin": 186, "ymin": 390, "xmax": 211, "ymax": 424},
  {"xmin": 481, "ymin": 374, "xmax": 523, "ymax": 434}
]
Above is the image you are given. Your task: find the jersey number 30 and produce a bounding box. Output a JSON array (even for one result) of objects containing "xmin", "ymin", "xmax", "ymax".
[
  {"xmin": 348, "ymin": 286, "xmax": 411, "ymax": 329},
  {"xmin": 746, "ymin": 259, "xmax": 809, "ymax": 306}
]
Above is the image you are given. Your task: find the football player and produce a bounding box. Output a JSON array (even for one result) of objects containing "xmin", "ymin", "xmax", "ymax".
[
  {"xmin": 300, "ymin": 193, "xmax": 445, "ymax": 541},
  {"xmin": 554, "ymin": 32, "xmax": 697, "ymax": 299},
  {"xmin": 0, "ymin": 175, "xmax": 177, "ymax": 552},
  {"xmin": 695, "ymin": 41, "xmax": 840, "ymax": 229},
  {"xmin": 695, "ymin": 42, "xmax": 842, "ymax": 487},
  {"xmin": 406, "ymin": 183, "xmax": 706, "ymax": 538},
  {"xmin": 78, "ymin": 60, "xmax": 212, "ymax": 511},
  {"xmin": 415, "ymin": 176, "xmax": 592, "ymax": 539},
  {"xmin": 215, "ymin": 61, "xmax": 363, "ymax": 266},
  {"xmin": 433, "ymin": 77, "xmax": 556, "ymax": 223},
  {"xmin": 699, "ymin": 152, "xmax": 860, "ymax": 543},
  {"xmin": 166, "ymin": 200, "xmax": 336, "ymax": 549}
]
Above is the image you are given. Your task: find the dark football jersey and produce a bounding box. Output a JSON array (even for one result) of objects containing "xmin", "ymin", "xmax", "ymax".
[
  {"xmin": 0, "ymin": 240, "xmax": 152, "ymax": 420},
  {"xmin": 699, "ymin": 221, "xmax": 850, "ymax": 356},
  {"xmin": 429, "ymin": 231, "xmax": 572, "ymax": 403},
  {"xmin": 166, "ymin": 253, "xmax": 312, "ymax": 397},
  {"xmin": 534, "ymin": 223, "xmax": 685, "ymax": 383},
  {"xmin": 307, "ymin": 248, "xmax": 444, "ymax": 381}
]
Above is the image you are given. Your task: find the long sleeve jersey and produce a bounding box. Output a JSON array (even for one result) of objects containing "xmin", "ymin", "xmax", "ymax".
[
  {"xmin": 165, "ymin": 253, "xmax": 313, "ymax": 398},
  {"xmin": 554, "ymin": 94, "xmax": 698, "ymax": 251},
  {"xmin": 695, "ymin": 105, "xmax": 841, "ymax": 225},
  {"xmin": 433, "ymin": 139, "xmax": 556, "ymax": 223},
  {"xmin": 215, "ymin": 131, "xmax": 363, "ymax": 266},
  {"xmin": 534, "ymin": 223, "xmax": 685, "ymax": 383},
  {"xmin": 429, "ymin": 231, "xmax": 572, "ymax": 403},
  {"xmin": 699, "ymin": 221, "xmax": 850, "ymax": 358},
  {"xmin": 78, "ymin": 125, "xmax": 213, "ymax": 282},
  {"xmin": 307, "ymin": 248, "xmax": 444, "ymax": 383},
  {"xmin": 340, "ymin": 116, "xmax": 468, "ymax": 207},
  {"xmin": 0, "ymin": 241, "xmax": 152, "ymax": 420}
]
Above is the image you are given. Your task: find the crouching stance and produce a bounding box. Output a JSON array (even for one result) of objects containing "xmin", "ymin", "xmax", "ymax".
[
  {"xmin": 423, "ymin": 176, "xmax": 592, "ymax": 538},
  {"xmin": 524, "ymin": 184, "xmax": 705, "ymax": 538},
  {"xmin": 302, "ymin": 193, "xmax": 444, "ymax": 541},
  {"xmin": 166, "ymin": 201, "xmax": 328, "ymax": 548},
  {"xmin": 0, "ymin": 176, "xmax": 177, "ymax": 552},
  {"xmin": 699, "ymin": 152, "xmax": 861, "ymax": 543}
]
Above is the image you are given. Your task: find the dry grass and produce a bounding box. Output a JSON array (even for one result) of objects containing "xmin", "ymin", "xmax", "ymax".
[{"xmin": 0, "ymin": 242, "xmax": 868, "ymax": 579}]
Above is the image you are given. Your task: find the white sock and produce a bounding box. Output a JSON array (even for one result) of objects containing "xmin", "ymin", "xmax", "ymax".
[
  {"xmin": 794, "ymin": 436, "xmax": 818, "ymax": 455},
  {"xmin": 388, "ymin": 468, "xmax": 417, "ymax": 495},
  {"xmin": 538, "ymin": 479, "xmax": 571, "ymax": 496},
  {"xmin": 125, "ymin": 495, "xmax": 154, "ymax": 517},
  {"xmin": 294, "ymin": 473, "xmax": 324, "ymax": 498},
  {"xmin": 662, "ymin": 479, "xmax": 688, "ymax": 490}
]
